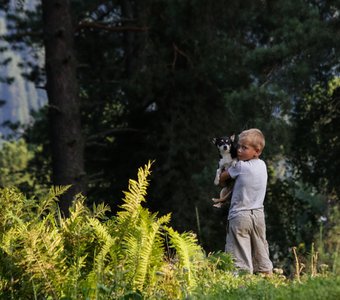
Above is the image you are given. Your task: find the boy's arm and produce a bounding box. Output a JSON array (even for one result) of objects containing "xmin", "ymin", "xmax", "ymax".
[{"xmin": 219, "ymin": 170, "xmax": 231, "ymax": 187}]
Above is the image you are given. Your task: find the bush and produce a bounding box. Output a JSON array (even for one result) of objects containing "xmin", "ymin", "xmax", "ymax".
[
  {"xmin": 0, "ymin": 162, "xmax": 224, "ymax": 299},
  {"xmin": 0, "ymin": 162, "xmax": 338, "ymax": 299}
]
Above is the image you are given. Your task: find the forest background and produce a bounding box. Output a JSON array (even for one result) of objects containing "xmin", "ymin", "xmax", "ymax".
[{"xmin": 0, "ymin": 0, "xmax": 339, "ymax": 273}]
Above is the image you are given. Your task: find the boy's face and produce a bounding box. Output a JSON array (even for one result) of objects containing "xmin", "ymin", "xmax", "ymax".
[{"xmin": 237, "ymin": 139, "xmax": 261, "ymax": 161}]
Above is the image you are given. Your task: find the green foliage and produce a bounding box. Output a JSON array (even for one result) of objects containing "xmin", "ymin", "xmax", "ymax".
[
  {"xmin": 1, "ymin": 0, "xmax": 339, "ymax": 276},
  {"xmin": 0, "ymin": 162, "xmax": 339, "ymax": 299},
  {"xmin": 192, "ymin": 275, "xmax": 340, "ymax": 300},
  {"xmin": 292, "ymin": 78, "xmax": 340, "ymax": 196},
  {"xmin": 114, "ymin": 161, "xmax": 172, "ymax": 292},
  {"xmin": 316, "ymin": 205, "xmax": 340, "ymax": 275},
  {"xmin": 291, "ymin": 78, "xmax": 340, "ymax": 275},
  {"xmin": 0, "ymin": 138, "xmax": 49, "ymax": 197},
  {"xmin": 0, "ymin": 139, "xmax": 33, "ymax": 187},
  {"xmin": 166, "ymin": 227, "xmax": 205, "ymax": 289},
  {"xmin": 0, "ymin": 162, "xmax": 225, "ymax": 299},
  {"xmin": 265, "ymin": 177, "xmax": 322, "ymax": 265}
]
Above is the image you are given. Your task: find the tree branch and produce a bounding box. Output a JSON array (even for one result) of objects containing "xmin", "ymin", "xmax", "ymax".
[
  {"xmin": 75, "ymin": 21, "xmax": 149, "ymax": 33},
  {"xmin": 86, "ymin": 127, "xmax": 146, "ymax": 143},
  {"xmin": 1, "ymin": 21, "xmax": 148, "ymax": 41}
]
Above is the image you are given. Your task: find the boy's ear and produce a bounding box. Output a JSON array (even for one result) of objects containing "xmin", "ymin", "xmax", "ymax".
[{"xmin": 255, "ymin": 147, "xmax": 262, "ymax": 156}]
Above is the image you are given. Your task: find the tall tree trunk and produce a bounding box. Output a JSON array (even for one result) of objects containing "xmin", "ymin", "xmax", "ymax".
[{"xmin": 42, "ymin": 0, "xmax": 85, "ymax": 215}]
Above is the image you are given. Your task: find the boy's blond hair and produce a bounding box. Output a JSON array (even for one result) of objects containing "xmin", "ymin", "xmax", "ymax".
[{"xmin": 239, "ymin": 128, "xmax": 265, "ymax": 152}]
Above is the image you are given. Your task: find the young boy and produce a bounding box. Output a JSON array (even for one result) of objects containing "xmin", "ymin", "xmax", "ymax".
[{"xmin": 219, "ymin": 128, "xmax": 273, "ymax": 275}]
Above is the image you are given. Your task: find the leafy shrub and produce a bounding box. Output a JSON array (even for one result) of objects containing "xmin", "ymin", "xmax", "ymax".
[
  {"xmin": 0, "ymin": 162, "xmax": 338, "ymax": 299},
  {"xmin": 0, "ymin": 162, "xmax": 224, "ymax": 299}
]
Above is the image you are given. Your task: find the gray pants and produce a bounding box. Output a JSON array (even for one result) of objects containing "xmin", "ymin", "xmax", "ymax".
[{"xmin": 225, "ymin": 209, "xmax": 273, "ymax": 274}]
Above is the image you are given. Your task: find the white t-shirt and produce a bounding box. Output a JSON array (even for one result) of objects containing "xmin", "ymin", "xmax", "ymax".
[{"xmin": 227, "ymin": 158, "xmax": 267, "ymax": 220}]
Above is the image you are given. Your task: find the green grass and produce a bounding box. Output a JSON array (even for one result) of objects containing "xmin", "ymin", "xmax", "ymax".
[{"xmin": 191, "ymin": 275, "xmax": 340, "ymax": 300}]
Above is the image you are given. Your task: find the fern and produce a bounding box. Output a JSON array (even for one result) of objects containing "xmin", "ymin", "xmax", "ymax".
[
  {"xmin": 10, "ymin": 217, "xmax": 66, "ymax": 298},
  {"xmin": 87, "ymin": 217, "xmax": 117, "ymax": 273},
  {"xmin": 91, "ymin": 201, "xmax": 111, "ymax": 220},
  {"xmin": 0, "ymin": 186, "xmax": 87, "ymax": 299},
  {"xmin": 116, "ymin": 161, "xmax": 153, "ymax": 230},
  {"xmin": 124, "ymin": 209, "xmax": 171, "ymax": 290},
  {"xmin": 0, "ymin": 187, "xmax": 35, "ymax": 229},
  {"xmin": 64, "ymin": 254, "xmax": 88, "ymax": 298},
  {"xmin": 60, "ymin": 194, "xmax": 94, "ymax": 255},
  {"xmin": 0, "ymin": 162, "xmax": 216, "ymax": 299},
  {"xmin": 110, "ymin": 161, "xmax": 175, "ymax": 293},
  {"xmin": 36, "ymin": 185, "xmax": 71, "ymax": 218},
  {"xmin": 165, "ymin": 226, "xmax": 205, "ymax": 289}
]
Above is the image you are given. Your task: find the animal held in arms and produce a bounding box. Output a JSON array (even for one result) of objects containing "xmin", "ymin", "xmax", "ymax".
[{"xmin": 212, "ymin": 135, "xmax": 238, "ymax": 208}]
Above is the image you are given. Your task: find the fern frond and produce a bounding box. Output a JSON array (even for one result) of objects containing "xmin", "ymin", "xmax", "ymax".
[
  {"xmin": 64, "ymin": 254, "xmax": 88, "ymax": 298},
  {"xmin": 124, "ymin": 208, "xmax": 170, "ymax": 291},
  {"xmin": 87, "ymin": 217, "xmax": 115, "ymax": 245},
  {"xmin": 15, "ymin": 218, "xmax": 67, "ymax": 298},
  {"xmin": 117, "ymin": 161, "xmax": 153, "ymax": 222},
  {"xmin": 36, "ymin": 185, "xmax": 71, "ymax": 217},
  {"xmin": 91, "ymin": 202, "xmax": 111, "ymax": 220},
  {"xmin": 61, "ymin": 194, "xmax": 90, "ymax": 235},
  {"xmin": 0, "ymin": 187, "xmax": 33, "ymax": 228},
  {"xmin": 88, "ymin": 217, "xmax": 117, "ymax": 266},
  {"xmin": 165, "ymin": 227, "xmax": 205, "ymax": 289},
  {"xmin": 58, "ymin": 195, "xmax": 95, "ymax": 281},
  {"xmin": 68, "ymin": 193, "xmax": 89, "ymax": 216},
  {"xmin": 114, "ymin": 161, "xmax": 154, "ymax": 250}
]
